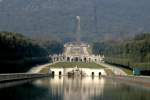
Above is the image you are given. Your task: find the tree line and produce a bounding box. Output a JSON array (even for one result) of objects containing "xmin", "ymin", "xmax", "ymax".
[
  {"xmin": 0, "ymin": 32, "xmax": 63, "ymax": 73},
  {"xmin": 92, "ymin": 33, "xmax": 150, "ymax": 72}
]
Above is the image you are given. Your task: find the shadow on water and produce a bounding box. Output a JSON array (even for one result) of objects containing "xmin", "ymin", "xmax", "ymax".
[
  {"xmin": 90, "ymin": 79, "xmax": 150, "ymax": 100},
  {"xmin": 0, "ymin": 79, "xmax": 36, "ymax": 89},
  {"xmin": 0, "ymin": 76, "xmax": 149, "ymax": 100},
  {"xmin": 0, "ymin": 79, "xmax": 61, "ymax": 100}
]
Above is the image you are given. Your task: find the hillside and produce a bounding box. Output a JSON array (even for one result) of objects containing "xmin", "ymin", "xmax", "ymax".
[{"xmin": 0, "ymin": 0, "xmax": 150, "ymax": 41}]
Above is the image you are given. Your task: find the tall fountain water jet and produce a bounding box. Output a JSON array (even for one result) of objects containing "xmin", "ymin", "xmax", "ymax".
[{"xmin": 76, "ymin": 16, "xmax": 81, "ymax": 43}]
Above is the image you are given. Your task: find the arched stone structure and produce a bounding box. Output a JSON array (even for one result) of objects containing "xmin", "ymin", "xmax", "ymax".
[
  {"xmin": 49, "ymin": 68, "xmax": 107, "ymax": 76},
  {"xmin": 50, "ymin": 42, "xmax": 105, "ymax": 63},
  {"xmin": 67, "ymin": 57, "xmax": 70, "ymax": 62},
  {"xmin": 50, "ymin": 54, "xmax": 104, "ymax": 63},
  {"xmin": 75, "ymin": 57, "xmax": 79, "ymax": 62},
  {"xmin": 84, "ymin": 57, "xmax": 87, "ymax": 62},
  {"xmin": 71, "ymin": 58, "xmax": 74, "ymax": 62}
]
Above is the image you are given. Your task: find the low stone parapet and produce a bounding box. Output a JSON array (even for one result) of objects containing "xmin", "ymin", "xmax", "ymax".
[
  {"xmin": 0, "ymin": 73, "xmax": 50, "ymax": 82},
  {"xmin": 49, "ymin": 68, "xmax": 106, "ymax": 76}
]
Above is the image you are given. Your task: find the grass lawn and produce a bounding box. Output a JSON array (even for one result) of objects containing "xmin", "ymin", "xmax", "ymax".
[
  {"xmin": 49, "ymin": 62, "xmax": 105, "ymax": 69},
  {"xmin": 105, "ymin": 69, "xmax": 115, "ymax": 76},
  {"xmin": 40, "ymin": 67, "xmax": 49, "ymax": 73}
]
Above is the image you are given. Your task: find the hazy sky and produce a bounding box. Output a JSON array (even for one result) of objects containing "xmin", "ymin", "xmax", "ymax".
[{"xmin": 0, "ymin": 0, "xmax": 150, "ymax": 40}]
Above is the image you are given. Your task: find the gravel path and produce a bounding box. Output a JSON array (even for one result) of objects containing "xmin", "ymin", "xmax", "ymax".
[
  {"xmin": 98, "ymin": 63, "xmax": 127, "ymax": 76},
  {"xmin": 28, "ymin": 63, "xmax": 52, "ymax": 73},
  {"xmin": 83, "ymin": 47, "xmax": 89, "ymax": 55}
]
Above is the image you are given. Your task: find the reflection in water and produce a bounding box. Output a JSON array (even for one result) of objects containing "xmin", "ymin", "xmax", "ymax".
[
  {"xmin": 0, "ymin": 78, "xmax": 36, "ymax": 89},
  {"xmin": 35, "ymin": 77, "xmax": 105, "ymax": 100},
  {"xmin": 0, "ymin": 76, "xmax": 150, "ymax": 100}
]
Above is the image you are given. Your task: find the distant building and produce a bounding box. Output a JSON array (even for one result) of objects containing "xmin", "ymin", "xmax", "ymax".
[
  {"xmin": 50, "ymin": 16, "xmax": 104, "ymax": 63},
  {"xmin": 50, "ymin": 42, "xmax": 104, "ymax": 63}
]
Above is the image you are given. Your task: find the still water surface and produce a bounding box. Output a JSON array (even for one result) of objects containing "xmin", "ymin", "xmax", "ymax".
[{"xmin": 0, "ymin": 76, "xmax": 150, "ymax": 100}]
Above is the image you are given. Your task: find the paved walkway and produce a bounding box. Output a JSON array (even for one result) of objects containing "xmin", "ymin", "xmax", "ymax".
[
  {"xmin": 65, "ymin": 46, "xmax": 71, "ymax": 55},
  {"xmin": 83, "ymin": 47, "xmax": 89, "ymax": 55},
  {"xmin": 28, "ymin": 61, "xmax": 61, "ymax": 73},
  {"xmin": 98, "ymin": 63, "xmax": 127, "ymax": 76},
  {"xmin": 28, "ymin": 63, "xmax": 53, "ymax": 73},
  {"xmin": 64, "ymin": 43, "xmax": 90, "ymax": 56}
]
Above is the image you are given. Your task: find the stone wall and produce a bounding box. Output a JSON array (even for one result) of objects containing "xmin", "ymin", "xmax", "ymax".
[
  {"xmin": 49, "ymin": 68, "xmax": 106, "ymax": 76},
  {"xmin": 0, "ymin": 73, "xmax": 50, "ymax": 82}
]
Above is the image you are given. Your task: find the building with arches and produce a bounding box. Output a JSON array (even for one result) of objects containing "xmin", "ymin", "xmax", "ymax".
[{"xmin": 50, "ymin": 42, "xmax": 104, "ymax": 63}]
